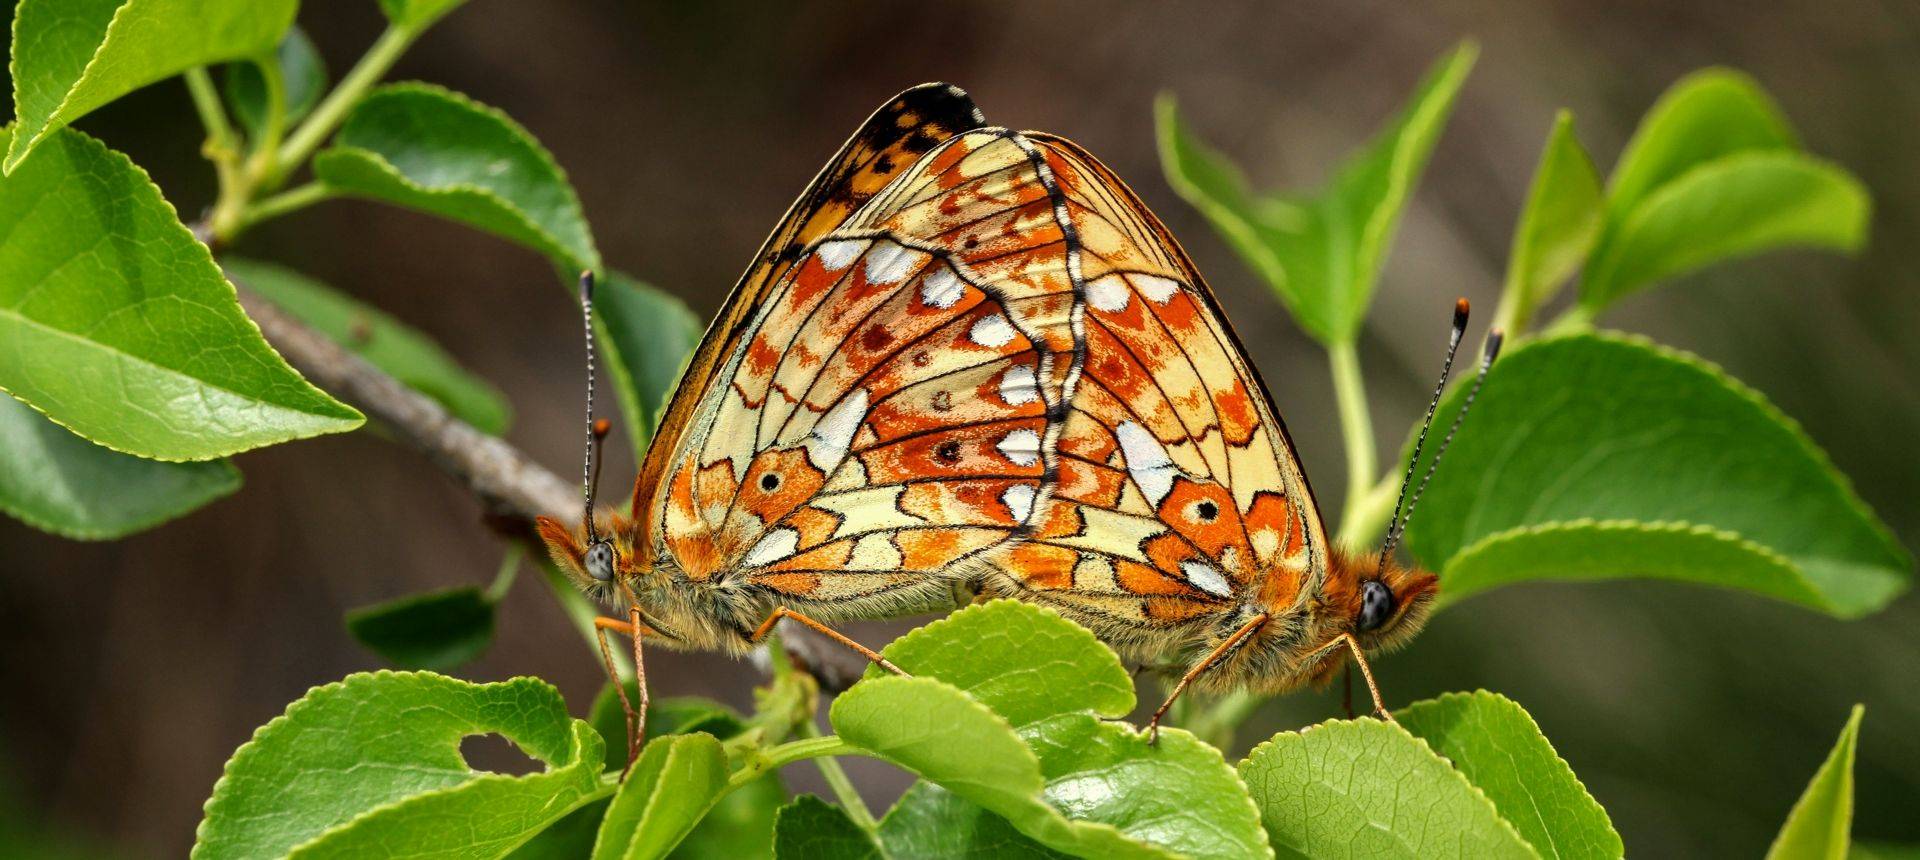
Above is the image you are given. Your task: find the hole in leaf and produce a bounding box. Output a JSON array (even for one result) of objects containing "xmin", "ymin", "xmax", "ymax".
[{"xmin": 459, "ymin": 733, "xmax": 542, "ymax": 776}]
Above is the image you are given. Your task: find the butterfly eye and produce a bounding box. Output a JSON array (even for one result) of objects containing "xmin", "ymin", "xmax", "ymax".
[
  {"xmin": 1357, "ymin": 579, "xmax": 1395, "ymax": 632},
  {"xmin": 760, "ymin": 473, "xmax": 781, "ymax": 492},
  {"xmin": 584, "ymin": 540, "xmax": 617, "ymax": 583}
]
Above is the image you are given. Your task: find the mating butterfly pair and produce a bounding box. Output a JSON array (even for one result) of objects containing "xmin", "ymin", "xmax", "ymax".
[{"xmin": 537, "ymin": 83, "xmax": 1496, "ymax": 761}]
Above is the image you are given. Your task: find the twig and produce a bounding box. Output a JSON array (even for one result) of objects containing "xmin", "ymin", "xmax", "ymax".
[{"xmin": 224, "ymin": 269, "xmax": 866, "ymax": 688}]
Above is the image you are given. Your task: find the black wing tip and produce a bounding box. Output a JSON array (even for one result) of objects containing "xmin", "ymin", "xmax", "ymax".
[{"xmin": 898, "ymin": 82, "xmax": 987, "ymax": 129}]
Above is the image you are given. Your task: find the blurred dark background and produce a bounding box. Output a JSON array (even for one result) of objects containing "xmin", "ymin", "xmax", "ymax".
[{"xmin": 4, "ymin": 1, "xmax": 1918, "ymax": 856}]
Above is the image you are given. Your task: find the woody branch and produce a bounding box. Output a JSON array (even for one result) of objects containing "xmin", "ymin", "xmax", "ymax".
[{"xmin": 222, "ymin": 268, "xmax": 864, "ymax": 688}]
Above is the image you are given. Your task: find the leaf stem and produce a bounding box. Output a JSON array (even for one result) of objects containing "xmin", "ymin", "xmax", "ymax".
[
  {"xmin": 486, "ymin": 546, "xmax": 523, "ymax": 601},
  {"xmin": 241, "ymin": 183, "xmax": 335, "ymax": 228},
  {"xmin": 271, "ymin": 25, "xmax": 415, "ymax": 188},
  {"xmin": 729, "ymin": 735, "xmax": 868, "ymax": 791},
  {"xmin": 1329, "ymin": 340, "xmax": 1378, "ymax": 535},
  {"xmin": 799, "ymin": 718, "xmax": 877, "ymax": 830},
  {"xmin": 242, "ymin": 50, "xmax": 289, "ymax": 182},
  {"xmin": 185, "ymin": 68, "xmax": 249, "ymax": 242}
]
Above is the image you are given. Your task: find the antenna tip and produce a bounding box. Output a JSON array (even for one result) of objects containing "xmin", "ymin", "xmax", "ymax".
[
  {"xmin": 1452, "ymin": 298, "xmax": 1470, "ymax": 328},
  {"xmin": 592, "ymin": 417, "xmax": 612, "ymax": 438},
  {"xmin": 1484, "ymin": 329, "xmax": 1505, "ymax": 363},
  {"xmin": 578, "ymin": 270, "xmax": 595, "ymax": 301}
]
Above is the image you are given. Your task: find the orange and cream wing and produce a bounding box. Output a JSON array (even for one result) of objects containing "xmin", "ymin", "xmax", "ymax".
[
  {"xmin": 644, "ymin": 109, "xmax": 1105, "ymax": 612},
  {"xmin": 629, "ymin": 83, "xmax": 986, "ymax": 558},
  {"xmin": 977, "ymin": 134, "xmax": 1330, "ymax": 634}
]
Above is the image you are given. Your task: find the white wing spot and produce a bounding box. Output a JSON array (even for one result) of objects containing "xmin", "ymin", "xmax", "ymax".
[
  {"xmin": 1001, "ymin": 483, "xmax": 1036, "ymax": 522},
  {"xmin": 744, "ymin": 528, "xmax": 800, "ymax": 567},
  {"xmin": 997, "ymin": 428, "xmax": 1041, "ymax": 467},
  {"xmin": 1086, "ymin": 274, "xmax": 1131, "ymax": 312},
  {"xmin": 816, "ymin": 239, "xmax": 865, "ymax": 271},
  {"xmin": 920, "ymin": 266, "xmax": 965, "ymax": 309},
  {"xmin": 1115, "ymin": 421, "xmax": 1177, "ymax": 506},
  {"xmin": 1181, "ymin": 560, "xmax": 1234, "ymax": 598},
  {"xmin": 998, "ymin": 364, "xmax": 1040, "ymax": 406},
  {"xmin": 807, "ymin": 388, "xmax": 869, "ymax": 473},
  {"xmin": 864, "ymin": 242, "xmax": 928, "ymax": 285},
  {"xmin": 1132, "ymin": 273, "xmax": 1182, "ymax": 304},
  {"xmin": 969, "ymin": 313, "xmax": 1017, "ymax": 348}
]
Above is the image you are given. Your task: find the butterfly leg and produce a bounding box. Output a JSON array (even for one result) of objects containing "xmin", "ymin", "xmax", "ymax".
[
  {"xmin": 1145, "ymin": 613, "xmax": 1270, "ymax": 744},
  {"xmin": 594, "ymin": 612, "xmax": 657, "ymax": 777},
  {"xmin": 1304, "ymin": 632, "xmax": 1398, "ymax": 726},
  {"xmin": 748, "ymin": 607, "xmax": 907, "ymax": 677}
]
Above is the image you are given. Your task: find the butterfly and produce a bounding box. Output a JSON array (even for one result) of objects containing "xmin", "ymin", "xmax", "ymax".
[{"xmin": 539, "ymin": 83, "xmax": 1497, "ymax": 759}]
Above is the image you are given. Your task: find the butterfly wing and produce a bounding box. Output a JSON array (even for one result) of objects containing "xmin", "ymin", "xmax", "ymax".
[
  {"xmin": 630, "ymin": 83, "xmax": 986, "ymax": 558},
  {"xmin": 646, "ymin": 107, "xmax": 1104, "ymax": 620},
  {"xmin": 975, "ymin": 133, "xmax": 1331, "ymax": 644}
]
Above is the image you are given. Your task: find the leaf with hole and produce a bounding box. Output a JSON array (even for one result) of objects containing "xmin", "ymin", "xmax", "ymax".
[
  {"xmin": 1158, "ymin": 42, "xmax": 1476, "ymax": 343},
  {"xmin": 0, "ymin": 128, "xmax": 362, "ymax": 460},
  {"xmin": 0, "ymin": 394, "xmax": 240, "ymax": 540},
  {"xmin": 228, "ymin": 258, "xmax": 510, "ymax": 434},
  {"xmin": 832, "ymin": 600, "xmax": 1268, "ymax": 859},
  {"xmin": 4, "ymin": 0, "xmax": 296, "ymax": 171},
  {"xmin": 1239, "ymin": 718, "xmax": 1536, "ymax": 859},
  {"xmin": 1767, "ymin": 705, "xmax": 1864, "ymax": 860},
  {"xmin": 192, "ymin": 672, "xmax": 606, "ymax": 859},
  {"xmin": 1399, "ymin": 333, "xmax": 1911, "ymax": 617},
  {"xmin": 314, "ymin": 83, "xmax": 600, "ymax": 272},
  {"xmin": 1396, "ymin": 692, "xmax": 1620, "ymax": 859}
]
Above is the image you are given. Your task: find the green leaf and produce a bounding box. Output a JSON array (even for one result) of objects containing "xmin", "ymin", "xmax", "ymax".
[
  {"xmin": 595, "ymin": 272, "xmax": 702, "ymax": 453},
  {"xmin": 772, "ymin": 795, "xmax": 883, "ymax": 860},
  {"xmin": 345, "ymin": 587, "xmax": 495, "ymax": 671},
  {"xmin": 1240, "ymin": 719, "xmax": 1536, "ymax": 859},
  {"xmin": 1767, "ymin": 705, "xmax": 1864, "ymax": 860},
  {"xmin": 1581, "ymin": 152, "xmax": 1868, "ymax": 307},
  {"xmin": 193, "ymin": 672, "xmax": 607, "ymax": 860},
  {"xmin": 1604, "ymin": 69, "xmax": 1799, "ymax": 227},
  {"xmin": 314, "ymin": 83, "xmax": 600, "ymax": 272},
  {"xmin": 4, "ymin": 0, "xmax": 296, "ymax": 172},
  {"xmin": 224, "ymin": 27, "xmax": 328, "ymax": 142},
  {"xmin": 0, "ymin": 128, "xmax": 363, "ymax": 460},
  {"xmin": 1396, "ymin": 692, "xmax": 1620, "ymax": 860},
  {"xmin": 0, "ymin": 394, "xmax": 240, "ymax": 539},
  {"xmin": 590, "ymin": 690, "xmax": 745, "ymax": 773},
  {"xmin": 1401, "ymin": 333, "xmax": 1911, "ymax": 617},
  {"xmin": 1158, "ymin": 42, "xmax": 1475, "ymax": 343},
  {"xmin": 1498, "ymin": 111, "xmax": 1602, "ymax": 333},
  {"xmin": 227, "ymin": 258, "xmax": 511, "ymax": 434},
  {"xmin": 833, "ymin": 600, "xmax": 1269, "ymax": 860},
  {"xmin": 507, "ymin": 798, "xmax": 611, "ymax": 860},
  {"xmin": 676, "ymin": 764, "xmax": 783, "ymax": 860},
  {"xmin": 591, "ymin": 733, "xmax": 729, "ymax": 860},
  {"xmin": 378, "ymin": 0, "xmax": 470, "ymax": 31},
  {"xmin": 876, "ymin": 783, "xmax": 1068, "ymax": 859}
]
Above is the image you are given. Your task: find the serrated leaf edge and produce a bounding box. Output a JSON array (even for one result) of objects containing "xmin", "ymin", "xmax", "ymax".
[
  {"xmin": 1439, "ymin": 518, "xmax": 1831, "ymax": 610},
  {"xmin": 1434, "ymin": 330, "xmax": 1911, "ymax": 576},
  {"xmin": 191, "ymin": 671, "xmax": 578, "ymax": 858},
  {"xmin": 1397, "ymin": 690, "xmax": 1623, "ymax": 857},
  {"xmin": 1238, "ymin": 717, "xmax": 1540, "ymax": 859}
]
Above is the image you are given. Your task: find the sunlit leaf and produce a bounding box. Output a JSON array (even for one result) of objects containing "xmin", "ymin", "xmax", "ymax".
[{"xmin": 1767, "ymin": 706, "xmax": 1865, "ymax": 860}]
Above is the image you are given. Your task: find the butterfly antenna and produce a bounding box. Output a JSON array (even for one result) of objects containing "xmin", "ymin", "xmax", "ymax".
[
  {"xmin": 579, "ymin": 271, "xmax": 608, "ymax": 543},
  {"xmin": 1387, "ymin": 329, "xmax": 1503, "ymax": 554},
  {"xmin": 1375, "ymin": 299, "xmax": 1470, "ymax": 575}
]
